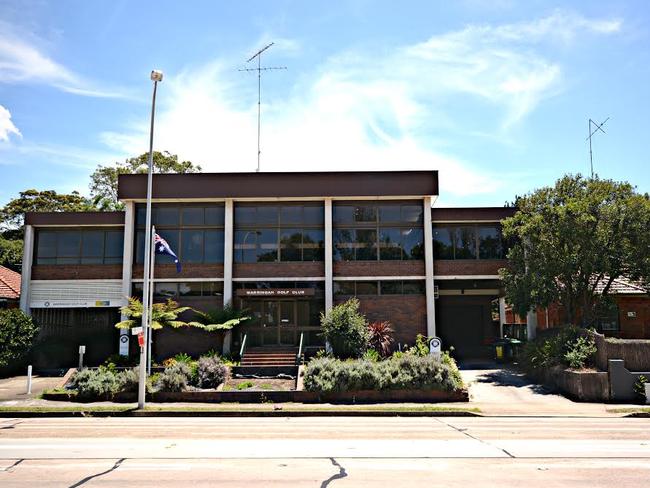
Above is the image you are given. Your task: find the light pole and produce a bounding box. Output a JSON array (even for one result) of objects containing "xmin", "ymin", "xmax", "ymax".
[{"xmin": 138, "ymin": 69, "xmax": 163, "ymax": 409}]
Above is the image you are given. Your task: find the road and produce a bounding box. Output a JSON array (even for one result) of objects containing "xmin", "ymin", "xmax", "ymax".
[{"xmin": 1, "ymin": 416, "xmax": 649, "ymax": 486}]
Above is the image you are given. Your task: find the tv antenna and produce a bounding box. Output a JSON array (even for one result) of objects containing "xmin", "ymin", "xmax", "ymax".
[
  {"xmin": 239, "ymin": 42, "xmax": 287, "ymax": 172},
  {"xmin": 586, "ymin": 117, "xmax": 609, "ymax": 178}
]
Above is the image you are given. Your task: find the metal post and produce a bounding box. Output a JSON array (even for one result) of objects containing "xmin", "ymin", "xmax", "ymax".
[
  {"xmin": 138, "ymin": 72, "xmax": 162, "ymax": 409},
  {"xmin": 26, "ymin": 365, "xmax": 32, "ymax": 395},
  {"xmin": 147, "ymin": 225, "xmax": 156, "ymax": 375}
]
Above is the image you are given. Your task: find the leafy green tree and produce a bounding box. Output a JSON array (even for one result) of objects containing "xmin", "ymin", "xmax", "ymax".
[
  {"xmin": 320, "ymin": 298, "xmax": 370, "ymax": 359},
  {"xmin": 0, "ymin": 236, "xmax": 22, "ymax": 270},
  {"xmin": 191, "ymin": 303, "xmax": 251, "ymax": 332},
  {"xmin": 500, "ymin": 174, "xmax": 650, "ymax": 326},
  {"xmin": 90, "ymin": 151, "xmax": 202, "ymax": 210},
  {"xmin": 115, "ymin": 297, "xmax": 197, "ymax": 330},
  {"xmin": 0, "ymin": 309, "xmax": 39, "ymax": 369}
]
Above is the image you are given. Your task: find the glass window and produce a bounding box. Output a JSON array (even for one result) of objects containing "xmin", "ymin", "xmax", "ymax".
[
  {"xmin": 178, "ymin": 282, "xmax": 202, "ymax": 297},
  {"xmin": 303, "ymin": 205, "xmax": 324, "ymax": 225},
  {"xmin": 156, "ymin": 230, "xmax": 179, "ymax": 264},
  {"xmin": 378, "ymin": 227, "xmax": 402, "ymax": 260},
  {"xmin": 205, "ymin": 206, "xmax": 225, "ymax": 225},
  {"xmin": 333, "ymin": 229, "xmax": 355, "ymax": 261},
  {"xmin": 433, "ymin": 226, "xmax": 454, "ymax": 259},
  {"xmin": 302, "ymin": 229, "xmax": 324, "ymax": 261},
  {"xmin": 354, "ymin": 205, "xmax": 377, "ymax": 222},
  {"xmin": 235, "ymin": 206, "xmax": 256, "ymax": 225},
  {"xmin": 403, "ymin": 228, "xmax": 424, "ymax": 260},
  {"xmin": 36, "ymin": 231, "xmax": 57, "ymax": 263},
  {"xmin": 234, "ymin": 230, "xmax": 258, "ymax": 263},
  {"xmin": 355, "ymin": 229, "xmax": 377, "ymax": 260},
  {"xmin": 257, "ymin": 229, "xmax": 278, "ymax": 262},
  {"xmin": 401, "ymin": 205, "xmax": 423, "ymax": 223},
  {"xmin": 280, "ymin": 229, "xmax": 302, "ymax": 261},
  {"xmin": 403, "ymin": 281, "xmax": 426, "ymax": 295},
  {"xmin": 182, "ymin": 207, "xmax": 204, "ymax": 226},
  {"xmin": 478, "ymin": 226, "xmax": 503, "ymax": 259},
  {"xmin": 156, "ymin": 207, "xmax": 180, "ymax": 226},
  {"xmin": 181, "ymin": 230, "xmax": 204, "ymax": 263},
  {"xmin": 154, "ymin": 282, "xmax": 178, "ymax": 299},
  {"xmin": 205, "ymin": 281, "xmax": 224, "ymax": 296},
  {"xmin": 57, "ymin": 231, "xmax": 81, "ymax": 258},
  {"xmin": 355, "ymin": 281, "xmax": 378, "ymax": 295},
  {"xmin": 105, "ymin": 231, "xmax": 124, "ymax": 260},
  {"xmin": 205, "ymin": 230, "xmax": 224, "ymax": 263},
  {"xmin": 333, "ymin": 281, "xmax": 355, "ymax": 295},
  {"xmin": 380, "ymin": 281, "xmax": 402, "ymax": 294},
  {"xmin": 455, "ymin": 226, "xmax": 477, "ymax": 259},
  {"xmin": 378, "ymin": 204, "xmax": 401, "ymax": 222},
  {"xmin": 280, "ymin": 206, "xmax": 302, "ymax": 225},
  {"xmin": 81, "ymin": 231, "xmax": 104, "ymax": 258},
  {"xmin": 256, "ymin": 206, "xmax": 278, "ymax": 225}
]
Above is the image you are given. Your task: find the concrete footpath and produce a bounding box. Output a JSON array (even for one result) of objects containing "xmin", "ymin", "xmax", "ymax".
[{"xmin": 0, "ymin": 367, "xmax": 645, "ymax": 417}]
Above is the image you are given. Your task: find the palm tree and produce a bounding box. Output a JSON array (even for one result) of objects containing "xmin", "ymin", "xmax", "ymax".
[
  {"xmin": 190, "ymin": 303, "xmax": 251, "ymax": 332},
  {"xmin": 116, "ymin": 297, "xmax": 197, "ymax": 330}
]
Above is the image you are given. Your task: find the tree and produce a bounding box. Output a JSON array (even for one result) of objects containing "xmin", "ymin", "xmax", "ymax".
[
  {"xmin": 115, "ymin": 297, "xmax": 198, "ymax": 330},
  {"xmin": 90, "ymin": 151, "xmax": 202, "ymax": 210},
  {"xmin": 0, "ymin": 309, "xmax": 39, "ymax": 370},
  {"xmin": 191, "ymin": 303, "xmax": 251, "ymax": 332},
  {"xmin": 0, "ymin": 236, "xmax": 23, "ymax": 270},
  {"xmin": 500, "ymin": 174, "xmax": 650, "ymax": 326},
  {"xmin": 0, "ymin": 189, "xmax": 96, "ymax": 233},
  {"xmin": 320, "ymin": 298, "xmax": 370, "ymax": 358}
]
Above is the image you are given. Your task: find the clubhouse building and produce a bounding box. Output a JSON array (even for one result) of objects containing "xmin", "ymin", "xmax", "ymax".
[{"xmin": 20, "ymin": 170, "xmax": 520, "ymax": 367}]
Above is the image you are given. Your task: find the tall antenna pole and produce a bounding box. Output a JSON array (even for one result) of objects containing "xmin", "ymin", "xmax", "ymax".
[
  {"xmin": 586, "ymin": 117, "xmax": 609, "ymax": 178},
  {"xmin": 239, "ymin": 42, "xmax": 287, "ymax": 172}
]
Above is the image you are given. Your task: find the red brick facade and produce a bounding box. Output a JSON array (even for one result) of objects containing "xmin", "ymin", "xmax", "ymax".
[
  {"xmin": 434, "ymin": 259, "xmax": 508, "ymax": 276},
  {"xmin": 334, "ymin": 295, "xmax": 427, "ymax": 347},
  {"xmin": 132, "ymin": 263, "xmax": 224, "ymax": 279},
  {"xmin": 31, "ymin": 264, "xmax": 123, "ymax": 280},
  {"xmin": 234, "ymin": 262, "xmax": 324, "ymax": 279},
  {"xmin": 334, "ymin": 260, "xmax": 425, "ymax": 277}
]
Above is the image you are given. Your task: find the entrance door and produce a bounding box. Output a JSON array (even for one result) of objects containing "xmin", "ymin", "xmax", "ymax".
[{"xmin": 258, "ymin": 300, "xmax": 297, "ymax": 346}]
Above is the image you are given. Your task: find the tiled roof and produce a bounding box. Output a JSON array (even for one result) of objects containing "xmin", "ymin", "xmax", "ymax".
[
  {"xmin": 0, "ymin": 265, "xmax": 21, "ymax": 300},
  {"xmin": 594, "ymin": 276, "xmax": 647, "ymax": 295}
]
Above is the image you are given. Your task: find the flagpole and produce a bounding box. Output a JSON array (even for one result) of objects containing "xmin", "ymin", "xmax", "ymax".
[
  {"xmin": 147, "ymin": 225, "xmax": 156, "ymax": 376},
  {"xmin": 138, "ymin": 70, "xmax": 163, "ymax": 410}
]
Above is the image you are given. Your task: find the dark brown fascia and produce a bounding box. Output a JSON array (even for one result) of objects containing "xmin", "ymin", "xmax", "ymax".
[
  {"xmin": 117, "ymin": 171, "xmax": 439, "ymax": 200},
  {"xmin": 25, "ymin": 211, "xmax": 125, "ymax": 227},
  {"xmin": 431, "ymin": 207, "xmax": 517, "ymax": 222}
]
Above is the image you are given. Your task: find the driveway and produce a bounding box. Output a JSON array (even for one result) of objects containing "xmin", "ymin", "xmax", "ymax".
[
  {"xmin": 0, "ymin": 375, "xmax": 62, "ymax": 402},
  {"xmin": 462, "ymin": 366, "xmax": 634, "ymax": 416}
]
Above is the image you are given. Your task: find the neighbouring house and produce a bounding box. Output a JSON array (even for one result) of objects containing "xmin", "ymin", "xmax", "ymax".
[{"xmin": 0, "ymin": 265, "xmax": 21, "ymax": 309}]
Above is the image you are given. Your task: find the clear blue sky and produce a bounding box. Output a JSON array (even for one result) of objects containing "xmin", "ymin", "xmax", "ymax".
[{"xmin": 1, "ymin": 1, "xmax": 648, "ymax": 207}]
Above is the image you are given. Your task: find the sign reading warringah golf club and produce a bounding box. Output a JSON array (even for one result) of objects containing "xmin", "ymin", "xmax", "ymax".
[{"xmin": 235, "ymin": 288, "xmax": 315, "ymax": 298}]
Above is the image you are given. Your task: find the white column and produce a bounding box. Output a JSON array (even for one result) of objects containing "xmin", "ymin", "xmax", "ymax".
[
  {"xmin": 222, "ymin": 199, "xmax": 234, "ymax": 354},
  {"xmin": 526, "ymin": 310, "xmax": 538, "ymax": 340},
  {"xmin": 119, "ymin": 201, "xmax": 135, "ymax": 356},
  {"xmin": 324, "ymin": 198, "xmax": 333, "ymax": 313},
  {"xmin": 19, "ymin": 225, "xmax": 34, "ymax": 314},
  {"xmin": 423, "ymin": 196, "xmax": 436, "ymax": 337},
  {"xmin": 498, "ymin": 297, "xmax": 506, "ymax": 338}
]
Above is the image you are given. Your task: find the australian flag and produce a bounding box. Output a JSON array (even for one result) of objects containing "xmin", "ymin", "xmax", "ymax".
[{"xmin": 154, "ymin": 233, "xmax": 182, "ymax": 273}]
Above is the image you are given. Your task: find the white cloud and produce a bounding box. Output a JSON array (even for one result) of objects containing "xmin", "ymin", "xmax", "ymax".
[
  {"xmin": 101, "ymin": 11, "xmax": 621, "ymax": 200},
  {"xmin": 0, "ymin": 22, "xmax": 127, "ymax": 98},
  {"xmin": 0, "ymin": 105, "xmax": 21, "ymax": 142}
]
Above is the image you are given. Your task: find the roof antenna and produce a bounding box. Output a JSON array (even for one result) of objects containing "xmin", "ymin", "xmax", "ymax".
[
  {"xmin": 239, "ymin": 42, "xmax": 287, "ymax": 172},
  {"xmin": 586, "ymin": 117, "xmax": 609, "ymax": 178}
]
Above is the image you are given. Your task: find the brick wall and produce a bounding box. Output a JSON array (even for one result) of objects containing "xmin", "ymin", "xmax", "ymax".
[
  {"xmin": 617, "ymin": 296, "xmax": 650, "ymax": 339},
  {"xmin": 234, "ymin": 262, "xmax": 324, "ymax": 278},
  {"xmin": 334, "ymin": 295, "xmax": 427, "ymax": 347},
  {"xmin": 31, "ymin": 265, "xmax": 123, "ymax": 280},
  {"xmin": 334, "ymin": 260, "xmax": 425, "ymax": 277},
  {"xmin": 434, "ymin": 259, "xmax": 508, "ymax": 276},
  {"xmin": 133, "ymin": 263, "xmax": 224, "ymax": 279}
]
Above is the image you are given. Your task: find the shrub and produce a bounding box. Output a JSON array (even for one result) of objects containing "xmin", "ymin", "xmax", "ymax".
[
  {"xmin": 320, "ymin": 298, "xmax": 369, "ymax": 358},
  {"xmin": 196, "ymin": 356, "xmax": 227, "ymax": 389},
  {"xmin": 103, "ymin": 354, "xmax": 137, "ymax": 368},
  {"xmin": 0, "ymin": 309, "xmax": 39, "ymax": 370},
  {"xmin": 564, "ymin": 336, "xmax": 597, "ymax": 369},
  {"xmin": 157, "ymin": 362, "xmax": 192, "ymax": 392},
  {"xmin": 367, "ymin": 321, "xmax": 394, "ymax": 358},
  {"xmin": 174, "ymin": 352, "xmax": 193, "ymax": 364},
  {"xmin": 117, "ymin": 368, "xmax": 140, "ymax": 393},
  {"xmin": 237, "ymin": 381, "xmax": 254, "ymax": 390},
  {"xmin": 634, "ymin": 375, "xmax": 648, "ymax": 402},
  {"xmin": 303, "ymin": 355, "xmax": 463, "ymax": 393},
  {"xmin": 362, "ymin": 349, "xmax": 380, "ymax": 362},
  {"xmin": 70, "ymin": 366, "xmax": 121, "ymax": 400}
]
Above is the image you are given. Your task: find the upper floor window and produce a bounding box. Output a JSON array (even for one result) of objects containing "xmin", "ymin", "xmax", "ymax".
[
  {"xmin": 234, "ymin": 204, "xmax": 324, "ymax": 263},
  {"xmin": 333, "ymin": 280, "xmax": 426, "ymax": 296},
  {"xmin": 35, "ymin": 229, "xmax": 124, "ymax": 265},
  {"xmin": 333, "ymin": 202, "xmax": 424, "ymax": 261},
  {"xmin": 135, "ymin": 204, "xmax": 225, "ymax": 264},
  {"xmin": 433, "ymin": 224, "xmax": 505, "ymax": 259}
]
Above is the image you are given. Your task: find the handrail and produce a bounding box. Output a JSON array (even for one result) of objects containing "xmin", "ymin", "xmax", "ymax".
[
  {"xmin": 239, "ymin": 333, "xmax": 248, "ymax": 359},
  {"xmin": 296, "ymin": 332, "xmax": 304, "ymax": 365}
]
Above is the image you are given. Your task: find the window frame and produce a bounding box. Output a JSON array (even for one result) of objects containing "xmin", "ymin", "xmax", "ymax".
[
  {"xmin": 432, "ymin": 223, "xmax": 506, "ymax": 260},
  {"xmin": 34, "ymin": 228, "xmax": 124, "ymax": 265}
]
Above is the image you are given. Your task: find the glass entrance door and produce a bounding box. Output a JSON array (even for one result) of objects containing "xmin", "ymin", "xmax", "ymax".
[{"xmin": 256, "ymin": 300, "xmax": 297, "ymax": 346}]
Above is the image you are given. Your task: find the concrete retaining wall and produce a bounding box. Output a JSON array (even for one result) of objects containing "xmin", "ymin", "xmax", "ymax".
[
  {"xmin": 540, "ymin": 366, "xmax": 610, "ymax": 402},
  {"xmin": 588, "ymin": 331, "xmax": 650, "ymax": 371}
]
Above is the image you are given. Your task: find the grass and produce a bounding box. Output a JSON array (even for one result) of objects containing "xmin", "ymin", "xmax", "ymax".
[
  {"xmin": 236, "ymin": 381, "xmax": 254, "ymax": 390},
  {"xmin": 607, "ymin": 407, "xmax": 650, "ymax": 414}
]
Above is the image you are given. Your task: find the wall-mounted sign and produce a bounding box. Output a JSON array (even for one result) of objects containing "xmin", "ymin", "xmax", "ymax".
[
  {"xmin": 235, "ymin": 288, "xmax": 315, "ymax": 298},
  {"xmin": 429, "ymin": 337, "xmax": 442, "ymax": 361},
  {"xmin": 627, "ymin": 311, "xmax": 637, "ymax": 318},
  {"xmin": 30, "ymin": 299, "xmax": 125, "ymax": 308}
]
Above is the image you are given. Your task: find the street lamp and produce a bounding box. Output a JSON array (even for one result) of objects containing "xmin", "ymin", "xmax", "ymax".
[{"xmin": 138, "ymin": 69, "xmax": 163, "ymax": 409}]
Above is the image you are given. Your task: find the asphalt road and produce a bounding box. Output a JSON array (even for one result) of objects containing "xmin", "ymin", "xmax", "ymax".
[{"xmin": 1, "ymin": 416, "xmax": 649, "ymax": 487}]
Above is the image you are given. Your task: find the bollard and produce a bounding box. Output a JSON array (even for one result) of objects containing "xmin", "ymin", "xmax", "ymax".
[
  {"xmin": 78, "ymin": 345, "xmax": 86, "ymax": 370},
  {"xmin": 27, "ymin": 365, "xmax": 32, "ymax": 395}
]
